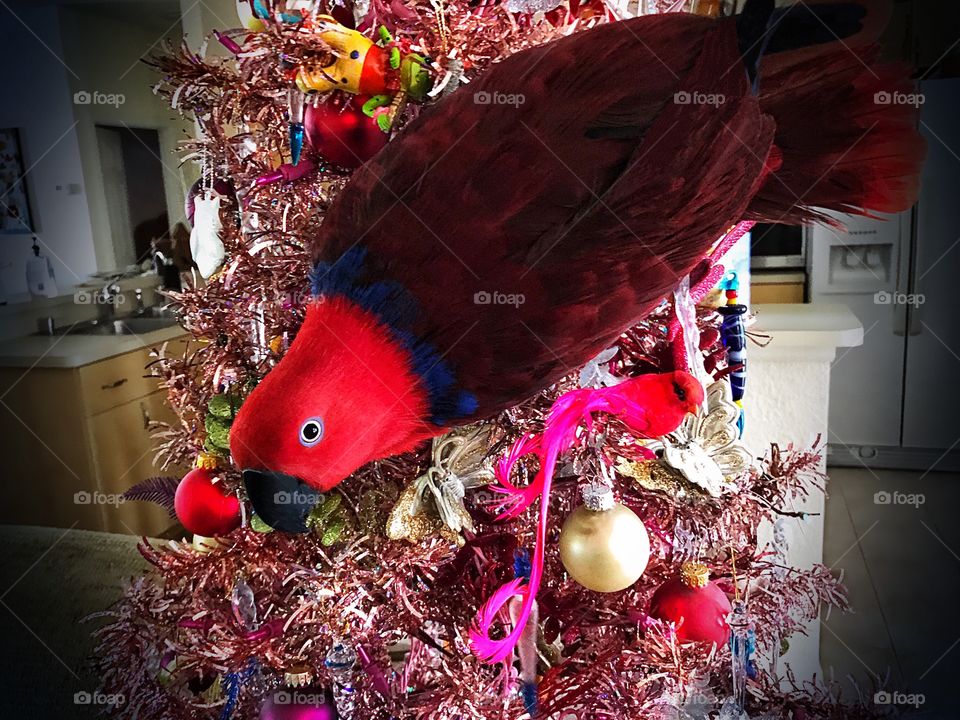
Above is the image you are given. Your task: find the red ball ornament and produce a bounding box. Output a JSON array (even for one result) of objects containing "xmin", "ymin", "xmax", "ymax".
[
  {"xmin": 649, "ymin": 562, "xmax": 731, "ymax": 645},
  {"xmin": 304, "ymin": 95, "xmax": 388, "ymax": 169},
  {"xmin": 174, "ymin": 468, "xmax": 241, "ymax": 537}
]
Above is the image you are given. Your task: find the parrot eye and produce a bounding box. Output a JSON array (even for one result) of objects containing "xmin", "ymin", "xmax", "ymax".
[
  {"xmin": 298, "ymin": 417, "xmax": 324, "ymax": 447},
  {"xmin": 672, "ymin": 381, "xmax": 687, "ymax": 402}
]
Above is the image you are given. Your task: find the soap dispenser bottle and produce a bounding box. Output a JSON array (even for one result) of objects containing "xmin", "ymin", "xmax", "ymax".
[{"xmin": 26, "ymin": 236, "xmax": 58, "ymax": 299}]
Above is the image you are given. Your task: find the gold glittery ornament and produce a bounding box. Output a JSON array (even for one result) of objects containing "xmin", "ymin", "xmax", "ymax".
[
  {"xmin": 386, "ymin": 424, "xmax": 494, "ymax": 545},
  {"xmin": 386, "ymin": 482, "xmax": 461, "ymax": 544},
  {"xmin": 680, "ymin": 561, "xmax": 711, "ymax": 588},
  {"xmin": 616, "ymin": 458, "xmax": 703, "ymax": 498},
  {"xmin": 283, "ymin": 664, "xmax": 314, "ymax": 687},
  {"xmin": 268, "ymin": 335, "xmax": 284, "ymax": 354},
  {"xmin": 196, "ymin": 452, "xmax": 220, "ymax": 470}
]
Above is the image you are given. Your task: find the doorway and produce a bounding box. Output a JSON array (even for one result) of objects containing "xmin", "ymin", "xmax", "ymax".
[{"xmin": 95, "ymin": 126, "xmax": 169, "ymax": 269}]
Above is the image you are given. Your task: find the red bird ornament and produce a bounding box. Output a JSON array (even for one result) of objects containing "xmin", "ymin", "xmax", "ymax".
[
  {"xmin": 231, "ymin": 0, "xmax": 925, "ymax": 535},
  {"xmin": 469, "ymin": 370, "xmax": 704, "ymax": 662}
]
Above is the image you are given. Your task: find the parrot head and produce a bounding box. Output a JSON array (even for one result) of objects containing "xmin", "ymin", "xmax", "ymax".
[
  {"xmin": 230, "ymin": 298, "xmax": 435, "ymax": 533},
  {"xmin": 668, "ymin": 371, "xmax": 706, "ymax": 417}
]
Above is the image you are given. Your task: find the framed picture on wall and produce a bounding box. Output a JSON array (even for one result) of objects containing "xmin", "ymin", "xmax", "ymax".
[{"xmin": 0, "ymin": 128, "xmax": 35, "ymax": 234}]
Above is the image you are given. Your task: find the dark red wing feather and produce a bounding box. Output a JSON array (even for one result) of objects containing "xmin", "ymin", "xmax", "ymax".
[{"xmin": 312, "ymin": 14, "xmax": 773, "ymax": 419}]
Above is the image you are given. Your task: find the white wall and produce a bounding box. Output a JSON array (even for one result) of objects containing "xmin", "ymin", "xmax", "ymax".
[
  {"xmin": 0, "ymin": 2, "xmax": 191, "ymax": 302},
  {"xmin": 179, "ymin": 0, "xmax": 238, "ymax": 54},
  {"xmin": 59, "ymin": 4, "xmax": 191, "ymax": 272},
  {"xmin": 0, "ymin": 5, "xmax": 96, "ymax": 297}
]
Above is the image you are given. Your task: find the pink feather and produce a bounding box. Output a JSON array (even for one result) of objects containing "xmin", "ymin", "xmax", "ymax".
[
  {"xmin": 492, "ymin": 433, "xmax": 544, "ymax": 519},
  {"xmin": 474, "ymin": 372, "xmax": 702, "ymax": 663},
  {"xmin": 469, "ymin": 577, "xmax": 527, "ymax": 662},
  {"xmin": 667, "ymin": 220, "xmax": 755, "ymax": 344}
]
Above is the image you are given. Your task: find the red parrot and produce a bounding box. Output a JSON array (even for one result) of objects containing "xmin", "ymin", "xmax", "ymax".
[{"xmin": 232, "ymin": 0, "xmax": 925, "ymax": 532}]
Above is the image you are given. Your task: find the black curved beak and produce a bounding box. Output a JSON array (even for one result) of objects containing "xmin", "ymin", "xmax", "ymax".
[{"xmin": 242, "ymin": 469, "xmax": 322, "ymax": 534}]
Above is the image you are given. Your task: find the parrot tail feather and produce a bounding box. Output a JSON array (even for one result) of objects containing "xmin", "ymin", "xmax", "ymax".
[
  {"xmin": 491, "ymin": 389, "xmax": 598, "ymax": 518},
  {"xmin": 746, "ymin": 38, "xmax": 926, "ymax": 223},
  {"xmin": 493, "ymin": 433, "xmax": 545, "ymax": 519},
  {"xmin": 469, "ymin": 576, "xmax": 528, "ymax": 663},
  {"xmin": 471, "ymin": 479, "xmax": 551, "ymax": 663},
  {"xmin": 475, "ymin": 387, "xmax": 613, "ymax": 663}
]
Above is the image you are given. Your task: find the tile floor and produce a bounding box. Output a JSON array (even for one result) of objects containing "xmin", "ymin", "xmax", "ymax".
[{"xmin": 821, "ymin": 466, "xmax": 960, "ymax": 718}]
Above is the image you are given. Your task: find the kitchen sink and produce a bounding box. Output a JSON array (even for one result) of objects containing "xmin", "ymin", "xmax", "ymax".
[{"xmin": 37, "ymin": 316, "xmax": 180, "ymax": 337}]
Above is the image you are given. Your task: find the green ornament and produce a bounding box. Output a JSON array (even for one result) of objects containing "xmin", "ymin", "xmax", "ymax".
[
  {"xmin": 314, "ymin": 493, "xmax": 342, "ymax": 523},
  {"xmin": 204, "ymin": 414, "xmax": 232, "ymax": 451},
  {"xmin": 401, "ymin": 55, "xmax": 432, "ymax": 101},
  {"xmin": 250, "ymin": 514, "xmax": 275, "ymax": 533},
  {"xmin": 362, "ymin": 94, "xmax": 392, "ymax": 118},
  {"xmin": 203, "ymin": 436, "xmax": 228, "ymax": 458},
  {"xmin": 207, "ymin": 394, "xmax": 236, "ymax": 420},
  {"xmin": 320, "ymin": 520, "xmax": 345, "ymax": 547},
  {"xmin": 304, "ymin": 493, "xmax": 355, "ymax": 545}
]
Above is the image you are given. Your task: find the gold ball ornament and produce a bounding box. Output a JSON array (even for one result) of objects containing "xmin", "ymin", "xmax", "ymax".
[{"xmin": 558, "ymin": 486, "xmax": 650, "ymax": 592}]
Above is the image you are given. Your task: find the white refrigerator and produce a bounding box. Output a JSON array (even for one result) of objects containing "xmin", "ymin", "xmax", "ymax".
[{"xmin": 808, "ymin": 78, "xmax": 960, "ymax": 470}]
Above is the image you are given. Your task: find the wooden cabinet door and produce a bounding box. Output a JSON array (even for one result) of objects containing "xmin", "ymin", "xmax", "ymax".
[
  {"xmin": 0, "ymin": 367, "xmax": 103, "ymax": 530},
  {"xmin": 87, "ymin": 391, "xmax": 186, "ymax": 536}
]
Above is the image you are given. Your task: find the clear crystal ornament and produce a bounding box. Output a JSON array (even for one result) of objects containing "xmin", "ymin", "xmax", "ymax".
[
  {"xmin": 653, "ymin": 673, "xmax": 716, "ymax": 720},
  {"xmin": 579, "ymin": 347, "xmax": 620, "ymax": 388},
  {"xmin": 230, "ymin": 576, "xmax": 259, "ymax": 632},
  {"xmin": 503, "ymin": 0, "xmax": 563, "ymax": 13},
  {"xmin": 325, "ymin": 639, "xmax": 358, "ymax": 720},
  {"xmin": 728, "ymin": 599, "xmax": 753, "ymax": 714},
  {"xmin": 718, "ymin": 696, "xmax": 749, "ymax": 720}
]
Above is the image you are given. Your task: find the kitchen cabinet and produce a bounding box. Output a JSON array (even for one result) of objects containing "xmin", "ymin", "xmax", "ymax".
[
  {"xmin": 750, "ymin": 271, "xmax": 806, "ymax": 304},
  {"xmin": 0, "ymin": 337, "xmax": 189, "ymax": 535}
]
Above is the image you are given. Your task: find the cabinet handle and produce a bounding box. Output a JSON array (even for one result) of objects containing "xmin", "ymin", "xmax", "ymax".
[{"xmin": 101, "ymin": 378, "xmax": 128, "ymax": 390}]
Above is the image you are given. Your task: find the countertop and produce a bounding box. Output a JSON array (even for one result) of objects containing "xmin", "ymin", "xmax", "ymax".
[
  {"xmin": 0, "ymin": 323, "xmax": 188, "ymax": 369},
  {"xmin": 751, "ymin": 303, "xmax": 864, "ymax": 360},
  {"xmin": 0, "ymin": 302, "xmax": 859, "ymax": 370}
]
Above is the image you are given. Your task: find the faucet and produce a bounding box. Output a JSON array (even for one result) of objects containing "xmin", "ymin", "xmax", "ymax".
[
  {"xmin": 154, "ymin": 249, "xmax": 182, "ymax": 292},
  {"xmin": 97, "ymin": 282, "xmax": 121, "ymax": 322},
  {"xmin": 133, "ymin": 288, "xmax": 145, "ymax": 315}
]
